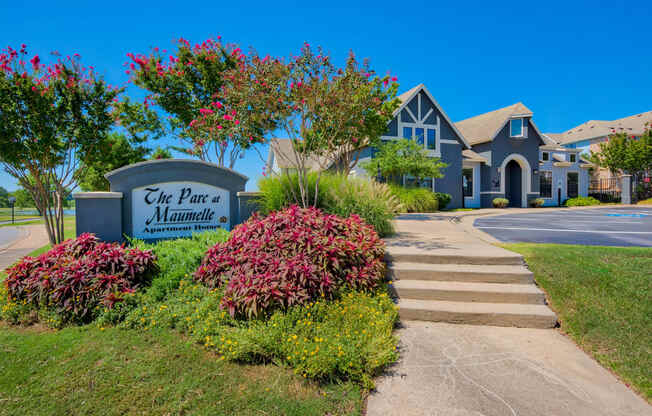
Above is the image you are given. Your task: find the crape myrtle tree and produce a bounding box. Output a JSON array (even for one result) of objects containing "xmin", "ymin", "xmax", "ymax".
[
  {"xmin": 362, "ymin": 138, "xmax": 447, "ymax": 185},
  {"xmin": 590, "ymin": 126, "xmax": 652, "ymax": 200},
  {"xmin": 123, "ymin": 37, "xmax": 274, "ymax": 168},
  {"xmin": 0, "ymin": 45, "xmax": 120, "ymax": 244},
  {"xmin": 589, "ymin": 127, "xmax": 652, "ymax": 175},
  {"xmin": 211, "ymin": 43, "xmax": 399, "ymax": 207}
]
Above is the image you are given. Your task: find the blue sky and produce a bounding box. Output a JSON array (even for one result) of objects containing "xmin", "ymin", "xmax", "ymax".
[{"xmin": 1, "ymin": 0, "xmax": 651, "ymax": 191}]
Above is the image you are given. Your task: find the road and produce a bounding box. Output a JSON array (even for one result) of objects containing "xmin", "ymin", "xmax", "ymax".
[
  {"xmin": 473, "ymin": 207, "xmax": 652, "ymax": 247},
  {"xmin": 0, "ymin": 226, "xmax": 23, "ymax": 249}
]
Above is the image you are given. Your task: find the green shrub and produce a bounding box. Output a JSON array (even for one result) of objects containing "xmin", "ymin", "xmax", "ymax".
[
  {"xmin": 257, "ymin": 173, "xmax": 401, "ymax": 236},
  {"xmin": 565, "ymin": 196, "xmax": 600, "ymax": 207},
  {"xmin": 528, "ymin": 198, "xmax": 545, "ymax": 208},
  {"xmin": 96, "ymin": 230, "xmax": 229, "ymax": 326},
  {"xmin": 434, "ymin": 192, "xmax": 452, "ymax": 210},
  {"xmin": 493, "ymin": 198, "xmax": 509, "ymax": 208},
  {"xmin": 122, "ymin": 279, "xmax": 398, "ymax": 389},
  {"xmin": 130, "ymin": 230, "xmax": 230, "ymax": 302},
  {"xmin": 388, "ymin": 185, "xmax": 438, "ymax": 213}
]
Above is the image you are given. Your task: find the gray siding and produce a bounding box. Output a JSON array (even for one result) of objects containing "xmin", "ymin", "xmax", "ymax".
[
  {"xmin": 435, "ymin": 142, "xmax": 463, "ymax": 208},
  {"xmin": 375, "ymin": 88, "xmax": 467, "ymax": 208},
  {"xmin": 386, "ymin": 117, "xmax": 398, "ymax": 136},
  {"xmin": 472, "ymin": 118, "xmax": 544, "ymax": 207},
  {"xmin": 538, "ymin": 150, "xmax": 590, "ymax": 206}
]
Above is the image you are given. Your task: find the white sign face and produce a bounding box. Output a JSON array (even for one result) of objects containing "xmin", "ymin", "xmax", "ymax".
[{"xmin": 132, "ymin": 181, "xmax": 230, "ymax": 239}]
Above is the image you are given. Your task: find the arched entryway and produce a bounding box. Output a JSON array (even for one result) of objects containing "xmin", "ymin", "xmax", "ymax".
[
  {"xmin": 500, "ymin": 154, "xmax": 531, "ymax": 208},
  {"xmin": 505, "ymin": 160, "xmax": 522, "ymax": 207}
]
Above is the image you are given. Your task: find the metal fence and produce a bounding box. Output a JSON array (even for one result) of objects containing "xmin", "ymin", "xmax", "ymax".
[
  {"xmin": 633, "ymin": 172, "xmax": 652, "ymax": 201},
  {"xmin": 589, "ymin": 177, "xmax": 621, "ymax": 203}
]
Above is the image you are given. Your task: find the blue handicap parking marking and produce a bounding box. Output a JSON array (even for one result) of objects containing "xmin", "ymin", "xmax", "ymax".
[{"xmin": 605, "ymin": 213, "xmax": 648, "ymax": 218}]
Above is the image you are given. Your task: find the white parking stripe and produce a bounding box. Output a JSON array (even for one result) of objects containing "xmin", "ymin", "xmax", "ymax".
[
  {"xmin": 478, "ymin": 219, "xmax": 644, "ymax": 224},
  {"xmin": 476, "ymin": 226, "xmax": 652, "ymax": 234}
]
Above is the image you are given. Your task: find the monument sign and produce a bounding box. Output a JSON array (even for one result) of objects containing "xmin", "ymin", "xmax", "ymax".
[{"xmin": 74, "ymin": 159, "xmax": 250, "ymax": 242}]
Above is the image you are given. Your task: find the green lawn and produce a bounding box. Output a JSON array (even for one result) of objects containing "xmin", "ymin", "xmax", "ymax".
[
  {"xmin": 0, "ymin": 219, "xmax": 371, "ymax": 414},
  {"xmin": 0, "ymin": 325, "xmax": 361, "ymax": 416},
  {"xmin": 503, "ymin": 243, "xmax": 652, "ymax": 402},
  {"xmin": 0, "ymin": 208, "xmax": 40, "ymax": 223}
]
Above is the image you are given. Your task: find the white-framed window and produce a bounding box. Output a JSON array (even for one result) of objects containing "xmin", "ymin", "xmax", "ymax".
[
  {"xmin": 396, "ymin": 92, "xmax": 440, "ymax": 154},
  {"xmin": 569, "ymin": 153, "xmax": 577, "ymax": 163},
  {"xmin": 567, "ymin": 172, "xmax": 579, "ymax": 198},
  {"xmin": 542, "ymin": 151, "xmax": 549, "ymax": 161},
  {"xmin": 403, "ymin": 126, "xmax": 437, "ymax": 151},
  {"xmin": 462, "ymin": 168, "xmax": 474, "ymax": 197},
  {"xmin": 510, "ymin": 118, "xmax": 524, "ymax": 137},
  {"xmin": 540, "ymin": 170, "xmax": 553, "ymax": 198}
]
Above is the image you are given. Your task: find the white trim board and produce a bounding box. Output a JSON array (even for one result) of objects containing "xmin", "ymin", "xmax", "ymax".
[{"xmin": 393, "ymin": 84, "xmax": 471, "ymax": 149}]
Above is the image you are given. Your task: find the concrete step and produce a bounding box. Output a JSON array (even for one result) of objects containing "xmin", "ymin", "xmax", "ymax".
[
  {"xmin": 389, "ymin": 262, "xmax": 534, "ymax": 284},
  {"xmin": 398, "ymin": 298, "xmax": 557, "ymax": 328},
  {"xmin": 392, "ymin": 280, "xmax": 546, "ymax": 304},
  {"xmin": 385, "ymin": 248, "xmax": 524, "ymax": 266}
]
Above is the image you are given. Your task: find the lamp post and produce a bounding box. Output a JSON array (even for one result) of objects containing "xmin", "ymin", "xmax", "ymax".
[{"xmin": 8, "ymin": 196, "xmax": 16, "ymax": 224}]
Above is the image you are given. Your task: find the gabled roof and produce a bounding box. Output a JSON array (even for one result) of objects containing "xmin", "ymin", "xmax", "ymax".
[
  {"xmin": 546, "ymin": 110, "xmax": 652, "ymax": 145},
  {"xmin": 394, "ymin": 84, "xmax": 471, "ymax": 149},
  {"xmin": 454, "ymin": 102, "xmax": 534, "ymax": 146},
  {"xmin": 267, "ymin": 138, "xmax": 330, "ymax": 171}
]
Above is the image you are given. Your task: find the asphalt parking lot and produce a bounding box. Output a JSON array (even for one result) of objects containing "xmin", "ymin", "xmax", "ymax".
[{"xmin": 473, "ymin": 207, "xmax": 652, "ymax": 247}]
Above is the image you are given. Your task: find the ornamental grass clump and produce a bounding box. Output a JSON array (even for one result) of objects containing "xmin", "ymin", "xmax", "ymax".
[
  {"xmin": 194, "ymin": 206, "xmax": 386, "ymax": 318},
  {"xmin": 257, "ymin": 172, "xmax": 401, "ymax": 236},
  {"xmin": 3, "ymin": 233, "xmax": 158, "ymax": 325}
]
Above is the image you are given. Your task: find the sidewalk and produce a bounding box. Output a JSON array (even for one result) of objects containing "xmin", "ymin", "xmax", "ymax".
[
  {"xmin": 367, "ymin": 214, "xmax": 652, "ymax": 416},
  {"xmin": 0, "ymin": 224, "xmax": 50, "ymax": 271},
  {"xmin": 367, "ymin": 321, "xmax": 652, "ymax": 416}
]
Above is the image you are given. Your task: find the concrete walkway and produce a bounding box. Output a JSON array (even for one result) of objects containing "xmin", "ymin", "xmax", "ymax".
[
  {"xmin": 0, "ymin": 224, "xmax": 50, "ymax": 271},
  {"xmin": 367, "ymin": 213, "xmax": 652, "ymax": 415},
  {"xmin": 367, "ymin": 321, "xmax": 652, "ymax": 416}
]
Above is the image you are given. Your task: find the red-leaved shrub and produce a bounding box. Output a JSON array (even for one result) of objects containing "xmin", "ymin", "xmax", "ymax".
[
  {"xmin": 195, "ymin": 205, "xmax": 386, "ymax": 317},
  {"xmin": 4, "ymin": 233, "xmax": 158, "ymax": 323}
]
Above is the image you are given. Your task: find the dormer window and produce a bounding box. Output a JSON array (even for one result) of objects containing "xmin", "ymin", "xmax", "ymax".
[
  {"xmin": 569, "ymin": 153, "xmax": 577, "ymax": 163},
  {"xmin": 542, "ymin": 152, "xmax": 549, "ymax": 161},
  {"xmin": 510, "ymin": 118, "xmax": 524, "ymax": 137}
]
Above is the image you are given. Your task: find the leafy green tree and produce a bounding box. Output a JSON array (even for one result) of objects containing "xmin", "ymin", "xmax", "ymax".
[
  {"xmin": 362, "ymin": 139, "xmax": 447, "ymax": 184},
  {"xmin": 79, "ymin": 132, "xmax": 151, "ymax": 191},
  {"xmin": 10, "ymin": 188, "xmax": 35, "ymax": 208},
  {"xmin": 150, "ymin": 146, "xmax": 173, "ymax": 160},
  {"xmin": 0, "ymin": 186, "xmax": 9, "ymax": 208},
  {"xmin": 0, "ymin": 45, "xmax": 120, "ymax": 244},
  {"xmin": 216, "ymin": 43, "xmax": 399, "ymax": 207},
  {"xmin": 590, "ymin": 128, "xmax": 652, "ymax": 174}
]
